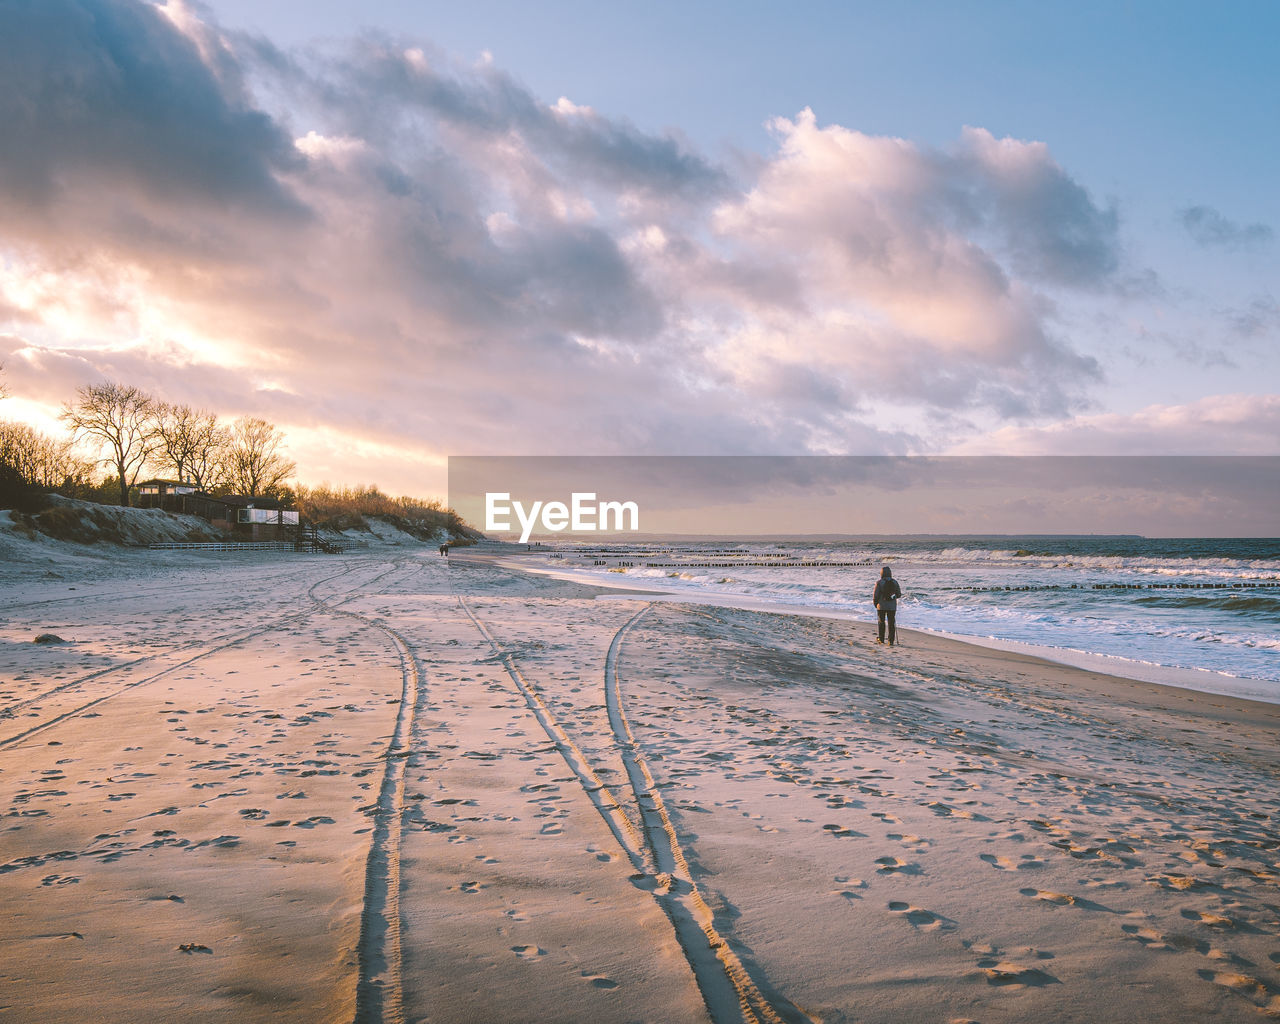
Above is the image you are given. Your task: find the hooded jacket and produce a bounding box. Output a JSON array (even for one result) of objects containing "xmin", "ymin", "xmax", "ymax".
[{"xmin": 873, "ymin": 567, "xmax": 901, "ymax": 611}]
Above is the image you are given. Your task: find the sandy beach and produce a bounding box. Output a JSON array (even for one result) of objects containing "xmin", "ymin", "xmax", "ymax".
[{"xmin": 2, "ymin": 543, "xmax": 1278, "ymax": 1023}]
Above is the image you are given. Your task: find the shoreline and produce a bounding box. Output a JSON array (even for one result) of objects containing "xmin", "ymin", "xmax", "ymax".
[{"xmin": 479, "ymin": 550, "xmax": 1280, "ymax": 706}]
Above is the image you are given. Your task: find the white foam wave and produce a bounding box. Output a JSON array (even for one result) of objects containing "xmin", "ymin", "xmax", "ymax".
[{"xmin": 536, "ymin": 546, "xmax": 1280, "ymax": 683}]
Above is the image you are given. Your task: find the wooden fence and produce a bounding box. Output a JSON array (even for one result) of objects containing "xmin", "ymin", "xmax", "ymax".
[{"xmin": 148, "ymin": 541, "xmax": 303, "ymax": 552}]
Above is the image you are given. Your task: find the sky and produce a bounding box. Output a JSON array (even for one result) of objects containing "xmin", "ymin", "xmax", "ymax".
[{"xmin": 0, "ymin": 0, "xmax": 1276, "ymax": 504}]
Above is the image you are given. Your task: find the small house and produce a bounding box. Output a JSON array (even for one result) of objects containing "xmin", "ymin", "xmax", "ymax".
[
  {"xmin": 136, "ymin": 479, "xmax": 199, "ymax": 510},
  {"xmin": 209, "ymin": 494, "xmax": 300, "ymax": 541},
  {"xmin": 140, "ymin": 485, "xmax": 301, "ymax": 542}
]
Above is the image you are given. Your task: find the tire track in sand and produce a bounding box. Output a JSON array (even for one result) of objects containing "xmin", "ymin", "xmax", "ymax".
[
  {"xmin": 0, "ymin": 559, "xmax": 328, "ymax": 614},
  {"xmin": 0, "ymin": 563, "xmax": 381, "ymax": 749},
  {"xmin": 606, "ymin": 605, "xmax": 806, "ymax": 1024},
  {"xmin": 456, "ymin": 596, "xmax": 652, "ymax": 873},
  {"xmin": 307, "ymin": 560, "xmax": 419, "ymax": 1024},
  {"xmin": 4, "ymin": 554, "xmax": 421, "ymax": 1022},
  {"xmin": 459, "ymin": 593, "xmax": 806, "ymax": 1024}
]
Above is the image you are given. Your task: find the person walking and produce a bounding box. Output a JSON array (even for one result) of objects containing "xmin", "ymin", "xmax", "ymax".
[{"xmin": 873, "ymin": 566, "xmax": 901, "ymax": 646}]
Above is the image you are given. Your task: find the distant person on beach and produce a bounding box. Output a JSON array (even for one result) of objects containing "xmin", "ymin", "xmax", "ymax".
[
  {"xmin": 439, "ymin": 543, "xmax": 448, "ymax": 556},
  {"xmin": 873, "ymin": 566, "xmax": 901, "ymax": 645}
]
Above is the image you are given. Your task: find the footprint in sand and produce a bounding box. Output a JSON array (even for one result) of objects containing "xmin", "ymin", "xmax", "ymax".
[
  {"xmin": 977, "ymin": 960, "xmax": 1060, "ymax": 988},
  {"xmin": 926, "ymin": 801, "xmax": 987, "ymax": 820},
  {"xmin": 1206, "ymin": 947, "xmax": 1254, "ymax": 968},
  {"xmin": 1197, "ymin": 969, "xmax": 1280, "ymax": 1014},
  {"xmin": 876, "ymin": 857, "xmax": 921, "ymax": 875},
  {"xmin": 1051, "ymin": 840, "xmax": 1138, "ymax": 865},
  {"xmin": 581, "ymin": 974, "xmax": 619, "ymax": 990},
  {"xmin": 887, "ymin": 833, "xmax": 929, "ymax": 848},
  {"xmin": 1051, "ymin": 840, "xmax": 1109, "ymax": 861},
  {"xmin": 511, "ymin": 945, "xmax": 545, "ymax": 960},
  {"xmin": 824, "ymin": 795, "xmax": 861, "ymax": 809},
  {"xmin": 832, "ymin": 876, "xmax": 867, "ymax": 900},
  {"xmin": 888, "ymin": 901, "xmax": 955, "ymax": 932},
  {"xmin": 1020, "ymin": 888, "xmax": 1076, "ymax": 906},
  {"xmin": 1146, "ymin": 873, "xmax": 1211, "ymax": 892},
  {"xmin": 1181, "ymin": 908, "xmax": 1234, "ymax": 928},
  {"xmin": 1120, "ymin": 924, "xmax": 1175, "ymax": 951},
  {"xmin": 982, "ymin": 853, "xmax": 1045, "ymax": 871},
  {"xmin": 189, "ymin": 835, "xmax": 240, "ymax": 850},
  {"xmin": 460, "ymin": 880, "xmax": 485, "ymax": 894},
  {"xmin": 981, "ymin": 854, "xmax": 1017, "ymax": 870}
]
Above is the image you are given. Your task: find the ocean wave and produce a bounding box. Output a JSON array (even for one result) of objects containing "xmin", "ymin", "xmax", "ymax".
[
  {"xmin": 887, "ymin": 549, "xmax": 1280, "ymax": 577},
  {"xmin": 535, "ymin": 542, "xmax": 1280, "ymax": 682},
  {"xmin": 589, "ymin": 544, "xmax": 1280, "ymax": 579},
  {"xmin": 1134, "ymin": 593, "xmax": 1280, "ymax": 615}
]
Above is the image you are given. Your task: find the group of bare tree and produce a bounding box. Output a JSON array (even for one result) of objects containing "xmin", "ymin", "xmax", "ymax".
[
  {"xmin": 60, "ymin": 382, "xmax": 298, "ymax": 506},
  {"xmin": 1, "ymin": 374, "xmax": 297, "ymax": 507},
  {"xmin": 0, "ymin": 363, "xmax": 99, "ymax": 502},
  {"xmin": 0, "ymin": 421, "xmax": 96, "ymax": 492}
]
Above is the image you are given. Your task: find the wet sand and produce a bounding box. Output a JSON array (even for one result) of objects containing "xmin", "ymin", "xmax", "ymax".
[{"xmin": 1, "ymin": 547, "xmax": 1278, "ymax": 1022}]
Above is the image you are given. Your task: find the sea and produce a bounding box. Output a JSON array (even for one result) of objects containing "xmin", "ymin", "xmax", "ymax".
[{"xmin": 516, "ymin": 537, "xmax": 1280, "ymax": 703}]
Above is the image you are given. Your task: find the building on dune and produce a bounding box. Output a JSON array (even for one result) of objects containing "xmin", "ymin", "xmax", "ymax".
[{"xmin": 136, "ymin": 481, "xmax": 300, "ymax": 541}]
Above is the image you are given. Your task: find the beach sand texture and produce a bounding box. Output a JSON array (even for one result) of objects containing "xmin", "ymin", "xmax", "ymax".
[{"xmin": 2, "ymin": 547, "xmax": 1279, "ymax": 1023}]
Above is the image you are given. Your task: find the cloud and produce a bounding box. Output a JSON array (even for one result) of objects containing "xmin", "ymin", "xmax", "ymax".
[
  {"xmin": 708, "ymin": 111, "xmax": 1107, "ymax": 418},
  {"xmin": 950, "ymin": 394, "xmax": 1280, "ymax": 455},
  {"xmin": 0, "ymin": 0, "xmax": 307, "ymax": 239},
  {"xmin": 285, "ymin": 34, "xmax": 729, "ymax": 213},
  {"xmin": 1180, "ymin": 205, "xmax": 1274, "ymax": 250},
  {"xmin": 957, "ymin": 126, "xmax": 1120, "ymax": 285},
  {"xmin": 0, "ymin": 2, "xmax": 1221, "ymax": 496},
  {"xmin": 1228, "ymin": 295, "xmax": 1280, "ymax": 339}
]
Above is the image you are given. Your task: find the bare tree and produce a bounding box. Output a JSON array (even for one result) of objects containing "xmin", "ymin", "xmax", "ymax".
[
  {"xmin": 226, "ymin": 416, "xmax": 296, "ymax": 497},
  {"xmin": 0, "ymin": 421, "xmax": 95, "ymax": 490},
  {"xmin": 151, "ymin": 403, "xmax": 227, "ymax": 488},
  {"xmin": 187, "ymin": 419, "xmax": 231, "ymax": 492},
  {"xmin": 61, "ymin": 382, "xmax": 158, "ymax": 506}
]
